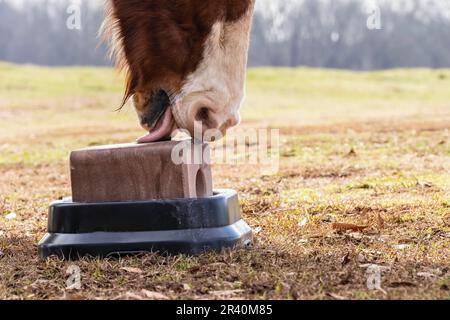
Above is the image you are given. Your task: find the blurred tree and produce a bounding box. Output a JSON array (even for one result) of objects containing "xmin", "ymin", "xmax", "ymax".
[{"xmin": 0, "ymin": 0, "xmax": 449, "ymax": 69}]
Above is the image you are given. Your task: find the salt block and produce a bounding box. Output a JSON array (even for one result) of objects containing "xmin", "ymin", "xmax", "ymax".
[{"xmin": 70, "ymin": 141, "xmax": 212, "ymax": 203}]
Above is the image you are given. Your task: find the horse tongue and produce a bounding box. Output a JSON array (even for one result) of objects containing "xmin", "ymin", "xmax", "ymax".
[{"xmin": 137, "ymin": 107, "xmax": 176, "ymax": 143}]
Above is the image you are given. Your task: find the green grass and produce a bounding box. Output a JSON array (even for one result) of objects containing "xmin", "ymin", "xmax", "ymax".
[
  {"xmin": 0, "ymin": 62, "xmax": 449, "ymax": 165},
  {"xmin": 0, "ymin": 62, "xmax": 123, "ymax": 99},
  {"xmin": 244, "ymin": 67, "xmax": 450, "ymax": 123}
]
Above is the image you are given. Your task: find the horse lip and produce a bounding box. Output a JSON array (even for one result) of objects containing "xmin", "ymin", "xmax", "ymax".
[
  {"xmin": 144, "ymin": 105, "xmax": 168, "ymax": 130},
  {"xmin": 143, "ymin": 90, "xmax": 171, "ymax": 129}
]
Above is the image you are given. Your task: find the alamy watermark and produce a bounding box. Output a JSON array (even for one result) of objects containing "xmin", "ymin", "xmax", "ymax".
[
  {"xmin": 363, "ymin": 264, "xmax": 390, "ymax": 294},
  {"xmin": 365, "ymin": 1, "xmax": 382, "ymax": 30},
  {"xmin": 171, "ymin": 121, "xmax": 280, "ymax": 175},
  {"xmin": 66, "ymin": 265, "xmax": 82, "ymax": 290},
  {"xmin": 66, "ymin": 1, "xmax": 82, "ymax": 30}
]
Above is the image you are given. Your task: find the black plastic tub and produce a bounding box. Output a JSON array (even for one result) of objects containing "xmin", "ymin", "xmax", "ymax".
[{"xmin": 38, "ymin": 189, "xmax": 252, "ymax": 259}]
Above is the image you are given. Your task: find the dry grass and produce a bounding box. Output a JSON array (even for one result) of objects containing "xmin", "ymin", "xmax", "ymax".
[{"xmin": 0, "ymin": 64, "xmax": 449, "ymax": 300}]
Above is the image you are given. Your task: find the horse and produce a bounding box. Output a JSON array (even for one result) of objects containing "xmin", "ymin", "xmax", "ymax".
[{"xmin": 102, "ymin": 0, "xmax": 255, "ymax": 142}]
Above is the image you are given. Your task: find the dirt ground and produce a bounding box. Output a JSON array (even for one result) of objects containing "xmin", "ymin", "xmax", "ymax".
[{"xmin": 0, "ymin": 65, "xmax": 449, "ymax": 300}]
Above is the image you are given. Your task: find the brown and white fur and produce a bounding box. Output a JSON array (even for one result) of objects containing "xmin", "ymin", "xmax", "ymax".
[{"xmin": 101, "ymin": 0, "xmax": 255, "ymax": 142}]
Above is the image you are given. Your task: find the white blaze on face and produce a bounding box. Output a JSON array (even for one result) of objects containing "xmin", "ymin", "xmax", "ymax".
[{"xmin": 172, "ymin": 8, "xmax": 254, "ymax": 136}]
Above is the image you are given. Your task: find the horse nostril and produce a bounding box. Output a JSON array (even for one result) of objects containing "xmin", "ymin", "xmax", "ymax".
[
  {"xmin": 194, "ymin": 106, "xmax": 219, "ymax": 131},
  {"xmin": 195, "ymin": 107, "xmax": 210, "ymax": 122}
]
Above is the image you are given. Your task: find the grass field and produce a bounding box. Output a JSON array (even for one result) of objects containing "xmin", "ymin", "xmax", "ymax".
[{"xmin": 0, "ymin": 62, "xmax": 449, "ymax": 300}]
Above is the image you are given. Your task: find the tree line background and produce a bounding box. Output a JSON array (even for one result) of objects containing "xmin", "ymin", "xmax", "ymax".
[{"xmin": 0, "ymin": 0, "xmax": 449, "ymax": 70}]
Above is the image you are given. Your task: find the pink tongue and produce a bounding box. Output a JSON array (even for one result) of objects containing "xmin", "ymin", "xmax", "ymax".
[{"xmin": 137, "ymin": 107, "xmax": 177, "ymax": 143}]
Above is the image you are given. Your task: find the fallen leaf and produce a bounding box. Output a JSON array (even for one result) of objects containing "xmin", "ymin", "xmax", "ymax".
[
  {"xmin": 183, "ymin": 283, "xmax": 192, "ymax": 291},
  {"xmin": 346, "ymin": 148, "xmax": 357, "ymax": 157},
  {"xmin": 417, "ymin": 181, "xmax": 433, "ymax": 188},
  {"xmin": 357, "ymin": 253, "xmax": 366, "ymax": 264},
  {"xmin": 393, "ymin": 244, "xmax": 410, "ymax": 250},
  {"xmin": 299, "ymin": 217, "xmax": 308, "ymax": 227},
  {"xmin": 307, "ymin": 234, "xmax": 323, "ymax": 239},
  {"xmin": 326, "ymin": 292, "xmax": 348, "ymax": 300},
  {"xmin": 286, "ymin": 272, "xmax": 296, "ymax": 277},
  {"xmin": 210, "ymin": 289, "xmax": 244, "ymax": 297},
  {"xmin": 279, "ymin": 282, "xmax": 291, "ymax": 293},
  {"xmin": 398, "ymin": 238, "xmax": 415, "ymax": 244},
  {"xmin": 63, "ymin": 292, "xmax": 84, "ymax": 300},
  {"xmin": 332, "ymin": 222, "xmax": 368, "ymax": 232},
  {"xmin": 341, "ymin": 252, "xmax": 351, "ymax": 266},
  {"xmin": 187, "ymin": 266, "xmax": 200, "ymax": 273},
  {"xmin": 141, "ymin": 289, "xmax": 169, "ymax": 300},
  {"xmin": 389, "ymin": 281, "xmax": 417, "ymax": 288},
  {"xmin": 208, "ymin": 262, "xmax": 228, "ymax": 269},
  {"xmin": 31, "ymin": 279, "xmax": 50, "ymax": 288},
  {"xmin": 121, "ymin": 267, "xmax": 143, "ymax": 274},
  {"xmin": 121, "ymin": 292, "xmax": 144, "ymax": 300},
  {"xmin": 417, "ymin": 272, "xmax": 436, "ymax": 280},
  {"xmin": 5, "ymin": 212, "xmax": 16, "ymax": 220},
  {"xmin": 349, "ymin": 232, "xmax": 363, "ymax": 240},
  {"xmin": 377, "ymin": 213, "xmax": 385, "ymax": 231}
]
